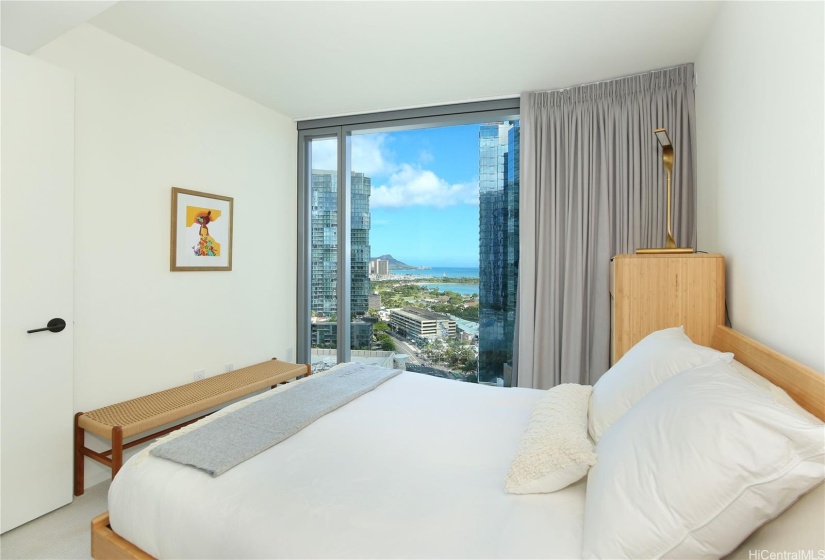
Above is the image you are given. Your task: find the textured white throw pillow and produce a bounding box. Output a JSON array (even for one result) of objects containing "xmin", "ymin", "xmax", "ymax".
[
  {"xmin": 588, "ymin": 326, "xmax": 732, "ymax": 442},
  {"xmin": 505, "ymin": 383, "xmax": 596, "ymax": 494},
  {"xmin": 582, "ymin": 360, "xmax": 825, "ymax": 559}
]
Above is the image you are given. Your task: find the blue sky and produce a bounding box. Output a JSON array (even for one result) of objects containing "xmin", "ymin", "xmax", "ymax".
[
  {"xmin": 364, "ymin": 125, "xmax": 482, "ymax": 267},
  {"xmin": 313, "ymin": 124, "xmax": 483, "ymax": 268}
]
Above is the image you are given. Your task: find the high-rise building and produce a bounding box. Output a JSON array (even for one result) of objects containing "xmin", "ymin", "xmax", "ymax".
[
  {"xmin": 505, "ymin": 122, "xmax": 520, "ymax": 360},
  {"xmin": 478, "ymin": 121, "xmax": 519, "ymax": 384},
  {"xmin": 376, "ymin": 259, "xmax": 390, "ymax": 276},
  {"xmin": 310, "ymin": 170, "xmax": 338, "ymax": 318},
  {"xmin": 368, "ymin": 258, "xmax": 390, "ymax": 277},
  {"xmin": 350, "ymin": 172, "xmax": 371, "ymax": 316},
  {"xmin": 310, "ymin": 170, "xmax": 371, "ymax": 345},
  {"xmin": 311, "ymin": 319, "xmax": 374, "ymax": 350}
]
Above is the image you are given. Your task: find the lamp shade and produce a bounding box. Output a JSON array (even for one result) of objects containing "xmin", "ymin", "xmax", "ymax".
[{"xmin": 654, "ymin": 128, "xmax": 672, "ymax": 148}]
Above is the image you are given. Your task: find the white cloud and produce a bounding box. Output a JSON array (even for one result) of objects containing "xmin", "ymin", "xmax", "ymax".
[
  {"xmin": 311, "ymin": 135, "xmax": 477, "ymax": 209},
  {"xmin": 310, "ymin": 134, "xmax": 396, "ymax": 177},
  {"xmin": 370, "ymin": 164, "xmax": 478, "ymax": 209},
  {"xmin": 352, "ymin": 134, "xmax": 395, "ymax": 177},
  {"xmin": 309, "ymin": 138, "xmax": 336, "ymax": 172}
]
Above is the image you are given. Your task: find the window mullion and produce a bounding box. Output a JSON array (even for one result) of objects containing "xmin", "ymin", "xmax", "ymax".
[
  {"xmin": 297, "ymin": 132, "xmax": 312, "ymax": 365},
  {"xmin": 336, "ymin": 129, "xmax": 352, "ymax": 364}
]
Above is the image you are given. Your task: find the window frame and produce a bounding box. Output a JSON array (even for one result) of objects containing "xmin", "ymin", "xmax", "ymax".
[{"xmin": 297, "ymin": 98, "xmax": 520, "ymax": 365}]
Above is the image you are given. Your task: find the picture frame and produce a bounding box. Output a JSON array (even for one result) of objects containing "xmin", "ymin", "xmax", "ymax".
[{"xmin": 170, "ymin": 187, "xmax": 233, "ymax": 271}]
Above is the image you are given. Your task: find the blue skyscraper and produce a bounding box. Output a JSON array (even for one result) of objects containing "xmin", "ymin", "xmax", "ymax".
[
  {"xmin": 310, "ymin": 170, "xmax": 372, "ymax": 348},
  {"xmin": 350, "ymin": 172, "xmax": 372, "ymax": 316},
  {"xmin": 310, "ymin": 170, "xmax": 338, "ymax": 318},
  {"xmin": 478, "ymin": 121, "xmax": 519, "ymax": 384}
]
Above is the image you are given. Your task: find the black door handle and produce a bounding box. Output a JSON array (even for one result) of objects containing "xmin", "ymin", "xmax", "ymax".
[{"xmin": 27, "ymin": 318, "xmax": 66, "ymax": 334}]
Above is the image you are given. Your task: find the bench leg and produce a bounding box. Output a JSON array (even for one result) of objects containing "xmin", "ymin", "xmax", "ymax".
[
  {"xmin": 74, "ymin": 412, "xmax": 85, "ymax": 496},
  {"xmin": 111, "ymin": 426, "xmax": 124, "ymax": 479}
]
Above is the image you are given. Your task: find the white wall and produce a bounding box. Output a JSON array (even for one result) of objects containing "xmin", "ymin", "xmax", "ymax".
[
  {"xmin": 695, "ymin": 2, "xmax": 824, "ymax": 372},
  {"xmin": 34, "ymin": 24, "xmax": 297, "ymax": 486}
]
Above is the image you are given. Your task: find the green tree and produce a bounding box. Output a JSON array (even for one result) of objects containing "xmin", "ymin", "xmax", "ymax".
[
  {"xmin": 377, "ymin": 333, "xmax": 396, "ymax": 351},
  {"xmin": 460, "ymin": 356, "xmax": 478, "ymax": 373}
]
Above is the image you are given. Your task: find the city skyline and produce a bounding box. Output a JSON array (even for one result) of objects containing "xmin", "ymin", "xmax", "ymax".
[
  {"xmin": 310, "ymin": 121, "xmax": 520, "ymax": 386},
  {"xmin": 309, "ymin": 122, "xmax": 519, "ymax": 278}
]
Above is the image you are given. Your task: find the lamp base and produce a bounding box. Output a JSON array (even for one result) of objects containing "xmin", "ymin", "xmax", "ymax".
[{"xmin": 635, "ymin": 247, "xmax": 695, "ymax": 254}]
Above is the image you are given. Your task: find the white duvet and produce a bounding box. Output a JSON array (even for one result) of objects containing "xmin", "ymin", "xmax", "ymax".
[{"xmin": 109, "ymin": 368, "xmax": 586, "ymax": 559}]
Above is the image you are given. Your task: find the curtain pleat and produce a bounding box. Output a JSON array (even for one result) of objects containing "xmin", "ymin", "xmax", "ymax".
[{"xmin": 514, "ymin": 64, "xmax": 696, "ymax": 388}]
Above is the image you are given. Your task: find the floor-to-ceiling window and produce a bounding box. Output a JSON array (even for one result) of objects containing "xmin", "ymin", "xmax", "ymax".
[{"xmin": 298, "ymin": 100, "xmax": 520, "ymax": 385}]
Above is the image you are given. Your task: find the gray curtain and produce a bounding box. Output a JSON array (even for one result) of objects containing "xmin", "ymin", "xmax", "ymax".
[{"xmin": 514, "ymin": 64, "xmax": 696, "ymax": 389}]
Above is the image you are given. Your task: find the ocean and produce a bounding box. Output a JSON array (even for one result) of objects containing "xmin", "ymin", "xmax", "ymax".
[
  {"xmin": 394, "ymin": 266, "xmax": 479, "ymax": 279},
  {"xmin": 419, "ymin": 283, "xmax": 479, "ymax": 296}
]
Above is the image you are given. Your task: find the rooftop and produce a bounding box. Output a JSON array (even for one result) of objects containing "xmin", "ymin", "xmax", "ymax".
[
  {"xmin": 452, "ymin": 317, "xmax": 480, "ymax": 336},
  {"xmin": 394, "ymin": 307, "xmax": 453, "ymax": 322}
]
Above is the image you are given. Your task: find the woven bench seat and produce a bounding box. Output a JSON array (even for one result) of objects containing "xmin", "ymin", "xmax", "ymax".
[{"xmin": 74, "ymin": 359, "xmax": 310, "ymax": 496}]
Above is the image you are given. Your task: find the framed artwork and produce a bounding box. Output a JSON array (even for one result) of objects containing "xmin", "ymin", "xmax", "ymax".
[{"xmin": 170, "ymin": 187, "xmax": 233, "ymax": 271}]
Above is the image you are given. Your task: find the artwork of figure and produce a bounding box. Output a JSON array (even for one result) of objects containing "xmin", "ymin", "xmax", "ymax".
[
  {"xmin": 172, "ymin": 188, "xmax": 232, "ymax": 271},
  {"xmin": 186, "ymin": 207, "xmax": 221, "ymax": 257}
]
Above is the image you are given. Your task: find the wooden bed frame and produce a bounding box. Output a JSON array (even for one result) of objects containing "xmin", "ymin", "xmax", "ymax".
[
  {"xmin": 89, "ymin": 326, "xmax": 825, "ymax": 559},
  {"xmin": 711, "ymin": 326, "xmax": 824, "ymax": 421}
]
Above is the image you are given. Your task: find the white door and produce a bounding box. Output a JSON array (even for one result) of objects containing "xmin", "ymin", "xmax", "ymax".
[{"xmin": 1, "ymin": 47, "xmax": 74, "ymax": 533}]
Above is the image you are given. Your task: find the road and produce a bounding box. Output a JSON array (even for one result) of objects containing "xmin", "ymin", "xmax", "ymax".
[{"xmin": 390, "ymin": 334, "xmax": 422, "ymax": 365}]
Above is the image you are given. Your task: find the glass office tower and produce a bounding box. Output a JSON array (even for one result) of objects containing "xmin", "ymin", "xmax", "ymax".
[
  {"xmin": 350, "ymin": 172, "xmax": 372, "ymax": 317},
  {"xmin": 478, "ymin": 121, "xmax": 519, "ymax": 384},
  {"xmin": 310, "ymin": 170, "xmax": 372, "ymax": 345},
  {"xmin": 310, "ymin": 170, "xmax": 338, "ymax": 318}
]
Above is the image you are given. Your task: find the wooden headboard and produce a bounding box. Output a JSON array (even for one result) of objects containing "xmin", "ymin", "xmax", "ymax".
[{"xmin": 711, "ymin": 326, "xmax": 825, "ymax": 421}]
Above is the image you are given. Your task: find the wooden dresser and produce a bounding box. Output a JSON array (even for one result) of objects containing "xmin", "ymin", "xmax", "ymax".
[{"xmin": 610, "ymin": 253, "xmax": 726, "ymax": 364}]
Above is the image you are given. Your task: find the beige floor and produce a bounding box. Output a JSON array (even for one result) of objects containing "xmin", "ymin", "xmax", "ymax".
[{"xmin": 0, "ymin": 481, "xmax": 109, "ymax": 560}]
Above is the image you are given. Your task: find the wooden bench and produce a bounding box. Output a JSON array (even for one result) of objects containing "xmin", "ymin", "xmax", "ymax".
[{"xmin": 74, "ymin": 359, "xmax": 310, "ymax": 496}]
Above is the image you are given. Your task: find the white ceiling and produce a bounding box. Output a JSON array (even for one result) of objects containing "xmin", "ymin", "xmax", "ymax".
[
  {"xmin": 4, "ymin": 1, "xmax": 721, "ymax": 121},
  {"xmin": 1, "ymin": 1, "xmax": 118, "ymax": 54}
]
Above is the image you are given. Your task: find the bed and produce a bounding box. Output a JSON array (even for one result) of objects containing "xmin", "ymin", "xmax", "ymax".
[{"xmin": 94, "ymin": 326, "xmax": 825, "ymax": 559}]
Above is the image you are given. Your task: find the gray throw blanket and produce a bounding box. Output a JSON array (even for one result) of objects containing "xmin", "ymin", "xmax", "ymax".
[{"xmin": 150, "ymin": 362, "xmax": 401, "ymax": 476}]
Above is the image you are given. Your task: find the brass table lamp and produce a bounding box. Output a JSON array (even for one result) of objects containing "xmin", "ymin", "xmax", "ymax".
[{"xmin": 636, "ymin": 128, "xmax": 694, "ymax": 254}]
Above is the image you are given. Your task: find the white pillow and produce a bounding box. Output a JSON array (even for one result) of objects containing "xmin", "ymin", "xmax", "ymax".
[
  {"xmin": 505, "ymin": 383, "xmax": 596, "ymax": 494},
  {"xmin": 588, "ymin": 326, "xmax": 732, "ymax": 442},
  {"xmin": 724, "ymin": 483, "xmax": 825, "ymax": 559},
  {"xmin": 582, "ymin": 360, "xmax": 825, "ymax": 559},
  {"xmin": 730, "ymin": 359, "xmax": 823, "ymax": 425}
]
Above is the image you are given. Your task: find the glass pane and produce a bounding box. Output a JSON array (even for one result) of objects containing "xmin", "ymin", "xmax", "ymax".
[
  {"xmin": 344, "ymin": 123, "xmax": 517, "ymax": 381},
  {"xmin": 349, "ymin": 158, "xmax": 374, "ymax": 361},
  {"xmin": 478, "ymin": 121, "xmax": 520, "ymax": 385},
  {"xmin": 306, "ymin": 121, "xmax": 519, "ymax": 381},
  {"xmin": 309, "ymin": 137, "xmax": 339, "ymax": 372}
]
